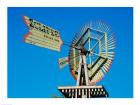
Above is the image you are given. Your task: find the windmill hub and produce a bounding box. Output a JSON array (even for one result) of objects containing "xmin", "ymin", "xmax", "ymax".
[{"xmin": 80, "ymin": 47, "xmax": 90, "ymax": 56}]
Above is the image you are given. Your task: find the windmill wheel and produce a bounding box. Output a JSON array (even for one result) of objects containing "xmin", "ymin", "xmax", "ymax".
[{"xmin": 68, "ymin": 21, "xmax": 115, "ymax": 85}]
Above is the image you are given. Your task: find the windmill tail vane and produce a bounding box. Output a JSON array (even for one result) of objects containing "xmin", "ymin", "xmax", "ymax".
[{"xmin": 23, "ymin": 16, "xmax": 63, "ymax": 52}]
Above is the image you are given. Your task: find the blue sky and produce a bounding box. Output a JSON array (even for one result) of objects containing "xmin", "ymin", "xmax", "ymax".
[{"xmin": 8, "ymin": 7, "xmax": 133, "ymax": 98}]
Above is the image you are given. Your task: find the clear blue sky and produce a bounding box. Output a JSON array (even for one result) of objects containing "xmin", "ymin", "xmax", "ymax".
[{"xmin": 8, "ymin": 7, "xmax": 133, "ymax": 98}]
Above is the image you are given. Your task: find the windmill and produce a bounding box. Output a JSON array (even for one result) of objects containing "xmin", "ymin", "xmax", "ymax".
[
  {"xmin": 58, "ymin": 21, "xmax": 115, "ymax": 98},
  {"xmin": 23, "ymin": 16, "xmax": 115, "ymax": 98}
]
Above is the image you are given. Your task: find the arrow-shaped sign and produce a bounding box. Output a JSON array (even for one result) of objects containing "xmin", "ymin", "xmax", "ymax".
[{"xmin": 23, "ymin": 16, "xmax": 63, "ymax": 52}]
